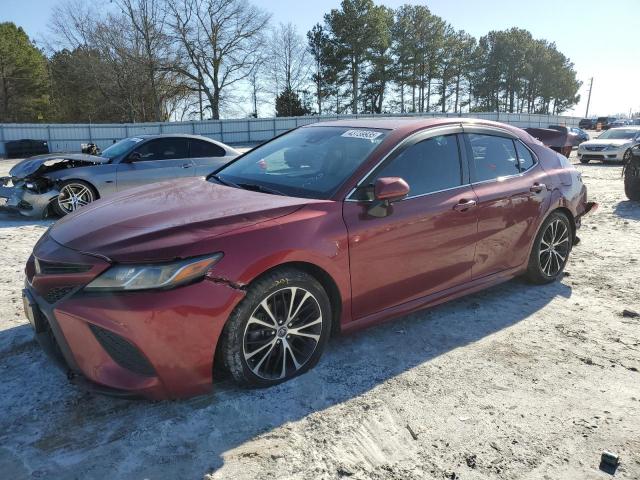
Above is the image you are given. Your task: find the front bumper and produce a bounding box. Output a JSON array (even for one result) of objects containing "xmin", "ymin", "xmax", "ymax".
[
  {"xmin": 577, "ymin": 148, "xmax": 626, "ymax": 162},
  {"xmin": 24, "ymin": 237, "xmax": 245, "ymax": 400},
  {"xmin": 0, "ymin": 176, "xmax": 58, "ymax": 218}
]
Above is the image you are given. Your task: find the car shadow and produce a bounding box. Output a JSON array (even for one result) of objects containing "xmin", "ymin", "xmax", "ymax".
[
  {"xmin": 0, "ymin": 277, "xmax": 571, "ymax": 479},
  {"xmin": 612, "ymin": 200, "xmax": 640, "ymax": 220}
]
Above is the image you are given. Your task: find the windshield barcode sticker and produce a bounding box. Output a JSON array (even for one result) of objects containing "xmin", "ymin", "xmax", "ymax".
[{"xmin": 341, "ymin": 129, "xmax": 383, "ymax": 141}]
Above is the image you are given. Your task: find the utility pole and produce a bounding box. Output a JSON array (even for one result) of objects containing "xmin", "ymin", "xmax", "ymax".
[{"xmin": 585, "ymin": 77, "xmax": 593, "ymax": 118}]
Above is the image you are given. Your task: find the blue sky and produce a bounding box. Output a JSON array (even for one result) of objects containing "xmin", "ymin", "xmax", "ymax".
[{"xmin": 2, "ymin": 0, "xmax": 639, "ymax": 117}]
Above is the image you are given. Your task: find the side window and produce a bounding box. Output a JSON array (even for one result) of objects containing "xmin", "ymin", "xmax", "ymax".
[
  {"xmin": 374, "ymin": 134, "xmax": 462, "ymax": 197},
  {"xmin": 133, "ymin": 138, "xmax": 189, "ymax": 161},
  {"xmin": 515, "ymin": 141, "xmax": 536, "ymax": 172},
  {"xmin": 190, "ymin": 139, "xmax": 225, "ymax": 158},
  {"xmin": 468, "ymin": 134, "xmax": 519, "ymax": 182}
]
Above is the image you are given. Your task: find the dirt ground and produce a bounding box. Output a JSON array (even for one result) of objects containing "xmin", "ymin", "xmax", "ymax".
[{"xmin": 0, "ymin": 145, "xmax": 639, "ymax": 480}]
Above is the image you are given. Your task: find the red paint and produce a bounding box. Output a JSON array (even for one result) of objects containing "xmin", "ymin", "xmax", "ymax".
[
  {"xmin": 25, "ymin": 118, "xmax": 594, "ymax": 399},
  {"xmin": 373, "ymin": 177, "xmax": 410, "ymax": 201}
]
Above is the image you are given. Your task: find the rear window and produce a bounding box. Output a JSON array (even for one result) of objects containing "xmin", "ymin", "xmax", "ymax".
[
  {"xmin": 468, "ymin": 134, "xmax": 519, "ymax": 181},
  {"xmin": 190, "ymin": 139, "xmax": 225, "ymax": 157},
  {"xmin": 515, "ymin": 141, "xmax": 536, "ymax": 172}
]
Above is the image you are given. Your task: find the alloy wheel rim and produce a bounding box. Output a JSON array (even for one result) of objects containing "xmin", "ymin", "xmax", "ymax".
[
  {"xmin": 58, "ymin": 183, "xmax": 94, "ymax": 213},
  {"xmin": 539, "ymin": 219, "xmax": 569, "ymax": 277},
  {"xmin": 242, "ymin": 287, "xmax": 322, "ymax": 380}
]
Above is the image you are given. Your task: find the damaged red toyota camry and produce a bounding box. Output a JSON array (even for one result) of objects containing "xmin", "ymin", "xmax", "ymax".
[{"xmin": 23, "ymin": 118, "xmax": 597, "ymax": 399}]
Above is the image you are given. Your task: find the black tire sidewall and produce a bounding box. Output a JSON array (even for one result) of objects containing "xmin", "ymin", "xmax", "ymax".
[
  {"xmin": 526, "ymin": 212, "xmax": 573, "ymax": 284},
  {"xmin": 220, "ymin": 268, "xmax": 332, "ymax": 388},
  {"xmin": 624, "ymin": 164, "xmax": 640, "ymax": 201}
]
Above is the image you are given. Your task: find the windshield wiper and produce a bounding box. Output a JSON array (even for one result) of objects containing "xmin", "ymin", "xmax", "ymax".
[{"xmin": 237, "ymin": 182, "xmax": 286, "ymax": 196}]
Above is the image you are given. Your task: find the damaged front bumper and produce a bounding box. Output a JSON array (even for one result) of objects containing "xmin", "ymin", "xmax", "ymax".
[{"xmin": 0, "ymin": 176, "xmax": 59, "ymax": 218}]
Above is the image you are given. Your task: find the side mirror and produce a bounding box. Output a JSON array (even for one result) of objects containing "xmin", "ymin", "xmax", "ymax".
[
  {"xmin": 127, "ymin": 151, "xmax": 142, "ymax": 162},
  {"xmin": 367, "ymin": 177, "xmax": 410, "ymax": 218},
  {"xmin": 374, "ymin": 177, "xmax": 410, "ymax": 202}
]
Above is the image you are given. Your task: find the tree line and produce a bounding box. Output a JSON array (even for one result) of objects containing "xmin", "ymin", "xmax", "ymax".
[{"xmin": 0, "ymin": 0, "xmax": 582, "ymax": 124}]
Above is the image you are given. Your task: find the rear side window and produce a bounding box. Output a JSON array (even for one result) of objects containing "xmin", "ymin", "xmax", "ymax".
[
  {"xmin": 374, "ymin": 134, "xmax": 462, "ymax": 197},
  {"xmin": 467, "ymin": 134, "xmax": 519, "ymax": 182},
  {"xmin": 190, "ymin": 139, "xmax": 225, "ymax": 158},
  {"xmin": 515, "ymin": 141, "xmax": 536, "ymax": 172},
  {"xmin": 134, "ymin": 138, "xmax": 189, "ymax": 161}
]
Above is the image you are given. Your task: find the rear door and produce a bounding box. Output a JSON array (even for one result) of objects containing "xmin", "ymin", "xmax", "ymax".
[
  {"xmin": 116, "ymin": 137, "xmax": 194, "ymax": 191},
  {"xmin": 463, "ymin": 128, "xmax": 550, "ymax": 279},
  {"xmin": 189, "ymin": 138, "xmax": 233, "ymax": 176},
  {"xmin": 343, "ymin": 128, "xmax": 479, "ymax": 320}
]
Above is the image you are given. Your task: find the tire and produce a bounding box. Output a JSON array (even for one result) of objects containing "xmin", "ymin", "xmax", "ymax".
[
  {"xmin": 52, "ymin": 180, "xmax": 97, "ymax": 217},
  {"xmin": 525, "ymin": 211, "xmax": 573, "ymax": 284},
  {"xmin": 579, "ymin": 158, "xmax": 590, "ymax": 164},
  {"xmin": 219, "ymin": 267, "xmax": 332, "ymax": 388},
  {"xmin": 624, "ymin": 157, "xmax": 640, "ymax": 201}
]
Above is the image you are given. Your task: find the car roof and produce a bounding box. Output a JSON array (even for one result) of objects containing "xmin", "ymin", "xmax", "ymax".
[
  {"xmin": 299, "ymin": 117, "xmax": 526, "ymax": 137},
  {"xmin": 134, "ymin": 133, "xmax": 219, "ymax": 141}
]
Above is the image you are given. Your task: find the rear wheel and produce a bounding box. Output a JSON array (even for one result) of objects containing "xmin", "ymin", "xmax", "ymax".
[
  {"xmin": 52, "ymin": 180, "xmax": 97, "ymax": 216},
  {"xmin": 525, "ymin": 211, "xmax": 573, "ymax": 284},
  {"xmin": 219, "ymin": 268, "xmax": 332, "ymax": 388}
]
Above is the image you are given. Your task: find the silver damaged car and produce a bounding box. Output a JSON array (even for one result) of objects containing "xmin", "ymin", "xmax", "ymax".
[{"xmin": 0, "ymin": 134, "xmax": 239, "ymax": 217}]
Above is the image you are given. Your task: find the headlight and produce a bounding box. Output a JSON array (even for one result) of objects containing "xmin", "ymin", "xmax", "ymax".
[
  {"xmin": 85, "ymin": 253, "xmax": 223, "ymax": 292},
  {"xmin": 606, "ymin": 144, "xmax": 624, "ymax": 150}
]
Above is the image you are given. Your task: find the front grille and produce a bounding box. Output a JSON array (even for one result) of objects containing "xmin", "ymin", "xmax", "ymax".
[
  {"xmin": 89, "ymin": 324, "xmax": 156, "ymax": 377},
  {"xmin": 44, "ymin": 286, "xmax": 74, "ymax": 304},
  {"xmin": 35, "ymin": 258, "xmax": 92, "ymax": 275},
  {"xmin": 583, "ymin": 154, "xmax": 604, "ymax": 160},
  {"xmin": 585, "ymin": 146, "xmax": 606, "ymax": 151}
]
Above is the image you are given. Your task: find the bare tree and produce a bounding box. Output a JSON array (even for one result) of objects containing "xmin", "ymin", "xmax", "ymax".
[
  {"xmin": 114, "ymin": 0, "xmax": 171, "ymax": 120},
  {"xmin": 166, "ymin": 0, "xmax": 270, "ymax": 119},
  {"xmin": 267, "ymin": 22, "xmax": 310, "ymax": 97},
  {"xmin": 247, "ymin": 53, "xmax": 267, "ymax": 117},
  {"xmin": 48, "ymin": 0, "xmax": 187, "ymax": 122}
]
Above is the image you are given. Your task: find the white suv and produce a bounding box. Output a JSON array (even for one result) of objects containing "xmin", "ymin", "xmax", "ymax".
[{"xmin": 577, "ymin": 127, "xmax": 640, "ymax": 163}]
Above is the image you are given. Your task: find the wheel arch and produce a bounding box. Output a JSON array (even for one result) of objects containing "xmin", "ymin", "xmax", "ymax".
[
  {"xmin": 211, "ymin": 260, "xmax": 343, "ymax": 380},
  {"xmin": 246, "ymin": 261, "xmax": 343, "ymax": 337}
]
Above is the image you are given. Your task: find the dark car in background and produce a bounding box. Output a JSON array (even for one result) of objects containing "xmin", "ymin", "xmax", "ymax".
[
  {"xmin": 596, "ymin": 117, "xmax": 618, "ymax": 130},
  {"xmin": 21, "ymin": 118, "xmax": 597, "ymax": 399},
  {"xmin": 0, "ymin": 134, "xmax": 240, "ymax": 217},
  {"xmin": 578, "ymin": 118, "xmax": 596, "ymax": 130}
]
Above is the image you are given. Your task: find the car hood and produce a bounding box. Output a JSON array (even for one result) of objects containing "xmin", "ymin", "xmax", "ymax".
[
  {"xmin": 582, "ymin": 139, "xmax": 633, "ymax": 147},
  {"xmin": 49, "ymin": 178, "xmax": 322, "ymax": 262},
  {"xmin": 9, "ymin": 153, "xmax": 109, "ymax": 179}
]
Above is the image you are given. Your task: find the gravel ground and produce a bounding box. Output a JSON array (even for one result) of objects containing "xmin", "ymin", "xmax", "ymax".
[{"xmin": 0, "ymin": 147, "xmax": 639, "ymax": 480}]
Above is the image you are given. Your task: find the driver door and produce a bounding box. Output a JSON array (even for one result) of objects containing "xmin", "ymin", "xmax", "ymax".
[
  {"xmin": 116, "ymin": 137, "xmax": 195, "ymax": 191},
  {"xmin": 343, "ymin": 129, "xmax": 479, "ymax": 321}
]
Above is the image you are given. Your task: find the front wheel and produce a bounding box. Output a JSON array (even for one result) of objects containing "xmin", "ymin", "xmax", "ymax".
[
  {"xmin": 525, "ymin": 211, "xmax": 573, "ymax": 284},
  {"xmin": 52, "ymin": 180, "xmax": 97, "ymax": 216},
  {"xmin": 219, "ymin": 268, "xmax": 332, "ymax": 388},
  {"xmin": 579, "ymin": 158, "xmax": 590, "ymax": 164}
]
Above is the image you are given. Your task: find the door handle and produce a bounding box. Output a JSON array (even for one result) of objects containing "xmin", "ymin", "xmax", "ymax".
[
  {"xmin": 530, "ymin": 183, "xmax": 546, "ymax": 193},
  {"xmin": 453, "ymin": 199, "xmax": 477, "ymax": 212},
  {"xmin": 181, "ymin": 163, "xmax": 192, "ymax": 168}
]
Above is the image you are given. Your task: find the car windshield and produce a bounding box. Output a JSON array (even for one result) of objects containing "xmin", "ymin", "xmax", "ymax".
[
  {"xmin": 213, "ymin": 126, "xmax": 388, "ymax": 199},
  {"xmin": 100, "ymin": 137, "xmax": 144, "ymax": 159},
  {"xmin": 598, "ymin": 129, "xmax": 639, "ymax": 140}
]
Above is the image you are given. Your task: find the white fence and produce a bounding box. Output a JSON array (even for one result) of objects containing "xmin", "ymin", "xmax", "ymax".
[{"xmin": 0, "ymin": 112, "xmax": 581, "ymax": 157}]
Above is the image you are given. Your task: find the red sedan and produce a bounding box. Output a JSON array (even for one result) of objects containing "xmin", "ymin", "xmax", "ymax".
[{"xmin": 23, "ymin": 118, "xmax": 597, "ymax": 399}]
